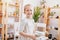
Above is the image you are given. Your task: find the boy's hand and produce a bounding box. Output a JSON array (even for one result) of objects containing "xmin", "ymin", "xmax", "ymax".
[
  {"xmin": 30, "ymin": 35, "xmax": 36, "ymax": 40},
  {"xmin": 20, "ymin": 32, "xmax": 36, "ymax": 40}
]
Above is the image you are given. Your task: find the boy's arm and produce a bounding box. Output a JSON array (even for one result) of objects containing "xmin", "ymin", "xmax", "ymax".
[{"xmin": 20, "ymin": 32, "xmax": 36, "ymax": 40}]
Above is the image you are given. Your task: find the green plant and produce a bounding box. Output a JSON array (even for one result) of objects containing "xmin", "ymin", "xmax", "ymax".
[{"xmin": 33, "ymin": 7, "xmax": 41, "ymax": 22}]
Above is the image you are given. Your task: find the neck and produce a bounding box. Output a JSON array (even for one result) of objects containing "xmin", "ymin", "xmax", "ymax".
[{"xmin": 26, "ymin": 16, "xmax": 32, "ymax": 19}]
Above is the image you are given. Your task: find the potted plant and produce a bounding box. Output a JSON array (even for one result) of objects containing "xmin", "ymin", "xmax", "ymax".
[{"xmin": 33, "ymin": 7, "xmax": 41, "ymax": 22}]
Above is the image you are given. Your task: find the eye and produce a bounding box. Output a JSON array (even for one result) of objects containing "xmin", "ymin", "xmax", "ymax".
[
  {"xmin": 30, "ymin": 10, "xmax": 32, "ymax": 11},
  {"xmin": 25, "ymin": 9, "xmax": 32, "ymax": 11},
  {"xmin": 26, "ymin": 10, "xmax": 29, "ymax": 11}
]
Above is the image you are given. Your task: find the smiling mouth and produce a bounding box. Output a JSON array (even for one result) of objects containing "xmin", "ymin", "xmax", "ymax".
[{"xmin": 27, "ymin": 13, "xmax": 32, "ymax": 15}]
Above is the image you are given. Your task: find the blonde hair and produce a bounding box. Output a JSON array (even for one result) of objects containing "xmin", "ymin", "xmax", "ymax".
[{"xmin": 24, "ymin": 4, "xmax": 31, "ymax": 11}]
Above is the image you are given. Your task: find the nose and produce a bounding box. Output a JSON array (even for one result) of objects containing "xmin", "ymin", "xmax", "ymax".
[{"xmin": 28, "ymin": 10, "xmax": 32, "ymax": 14}]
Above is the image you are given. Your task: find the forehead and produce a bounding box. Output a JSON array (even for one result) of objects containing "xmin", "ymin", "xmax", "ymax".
[{"xmin": 24, "ymin": 5, "xmax": 33, "ymax": 10}]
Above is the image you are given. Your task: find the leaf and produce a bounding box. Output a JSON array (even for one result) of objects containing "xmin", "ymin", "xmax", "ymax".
[{"xmin": 33, "ymin": 6, "xmax": 41, "ymax": 22}]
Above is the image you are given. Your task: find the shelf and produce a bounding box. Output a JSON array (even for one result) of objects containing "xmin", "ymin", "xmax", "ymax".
[
  {"xmin": 8, "ymin": 16, "xmax": 15, "ymax": 18},
  {"xmin": 8, "ymin": 3, "xmax": 19, "ymax": 7},
  {"xmin": 51, "ymin": 7, "xmax": 60, "ymax": 9}
]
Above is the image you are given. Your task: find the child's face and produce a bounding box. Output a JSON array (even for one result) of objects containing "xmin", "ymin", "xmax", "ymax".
[{"xmin": 24, "ymin": 6, "xmax": 32, "ymax": 18}]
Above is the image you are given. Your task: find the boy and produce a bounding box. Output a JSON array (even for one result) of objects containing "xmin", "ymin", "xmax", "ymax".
[{"xmin": 19, "ymin": 4, "xmax": 36, "ymax": 40}]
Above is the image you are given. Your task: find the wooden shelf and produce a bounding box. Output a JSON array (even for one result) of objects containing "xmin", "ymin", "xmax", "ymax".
[
  {"xmin": 9, "ymin": 3, "xmax": 19, "ymax": 7},
  {"xmin": 51, "ymin": 7, "xmax": 60, "ymax": 9}
]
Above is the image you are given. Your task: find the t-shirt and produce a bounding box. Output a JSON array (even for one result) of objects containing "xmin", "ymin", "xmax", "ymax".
[{"xmin": 19, "ymin": 18, "xmax": 35, "ymax": 40}]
